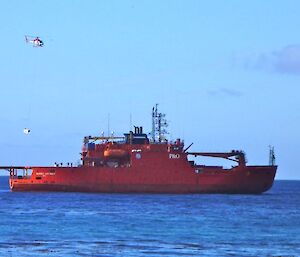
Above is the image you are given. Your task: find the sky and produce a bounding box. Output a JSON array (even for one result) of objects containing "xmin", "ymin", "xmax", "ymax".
[{"xmin": 0, "ymin": 0, "xmax": 299, "ymax": 179}]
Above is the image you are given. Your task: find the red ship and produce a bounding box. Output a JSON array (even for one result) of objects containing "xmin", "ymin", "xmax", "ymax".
[{"xmin": 1, "ymin": 105, "xmax": 277, "ymax": 193}]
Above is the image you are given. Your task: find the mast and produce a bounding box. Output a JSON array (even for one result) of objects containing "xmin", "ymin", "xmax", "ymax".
[
  {"xmin": 269, "ymin": 146, "xmax": 276, "ymax": 166},
  {"xmin": 151, "ymin": 104, "xmax": 168, "ymax": 142}
]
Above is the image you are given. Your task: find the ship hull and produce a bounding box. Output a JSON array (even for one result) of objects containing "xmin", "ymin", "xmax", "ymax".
[{"xmin": 9, "ymin": 165, "xmax": 277, "ymax": 194}]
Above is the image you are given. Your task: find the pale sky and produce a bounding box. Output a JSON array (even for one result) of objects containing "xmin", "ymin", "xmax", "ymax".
[{"xmin": 0, "ymin": 0, "xmax": 299, "ymax": 179}]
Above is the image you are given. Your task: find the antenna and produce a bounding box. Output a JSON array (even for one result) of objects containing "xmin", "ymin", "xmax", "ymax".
[
  {"xmin": 107, "ymin": 113, "xmax": 110, "ymax": 137},
  {"xmin": 130, "ymin": 113, "xmax": 132, "ymax": 131}
]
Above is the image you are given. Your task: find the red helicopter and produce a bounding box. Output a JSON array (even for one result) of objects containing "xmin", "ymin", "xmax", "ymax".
[{"xmin": 25, "ymin": 35, "xmax": 44, "ymax": 47}]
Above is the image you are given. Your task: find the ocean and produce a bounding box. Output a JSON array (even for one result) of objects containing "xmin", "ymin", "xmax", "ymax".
[{"xmin": 0, "ymin": 177, "xmax": 299, "ymax": 257}]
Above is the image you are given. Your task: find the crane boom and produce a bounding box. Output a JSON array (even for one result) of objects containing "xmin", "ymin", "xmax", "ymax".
[{"xmin": 186, "ymin": 151, "xmax": 246, "ymax": 166}]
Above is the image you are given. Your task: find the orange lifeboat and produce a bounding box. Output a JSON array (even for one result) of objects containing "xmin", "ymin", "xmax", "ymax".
[{"xmin": 104, "ymin": 149, "xmax": 128, "ymax": 159}]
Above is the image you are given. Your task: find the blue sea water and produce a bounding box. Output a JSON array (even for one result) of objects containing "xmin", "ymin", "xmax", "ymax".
[{"xmin": 0, "ymin": 177, "xmax": 299, "ymax": 257}]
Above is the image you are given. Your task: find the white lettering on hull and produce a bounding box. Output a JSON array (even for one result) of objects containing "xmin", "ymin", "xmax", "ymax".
[{"xmin": 169, "ymin": 154, "xmax": 180, "ymax": 159}]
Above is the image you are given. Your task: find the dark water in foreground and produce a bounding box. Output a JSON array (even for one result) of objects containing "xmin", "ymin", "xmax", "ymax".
[{"xmin": 0, "ymin": 177, "xmax": 299, "ymax": 257}]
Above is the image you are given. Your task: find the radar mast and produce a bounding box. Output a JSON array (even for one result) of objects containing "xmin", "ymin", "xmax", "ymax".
[{"xmin": 151, "ymin": 104, "xmax": 168, "ymax": 143}]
